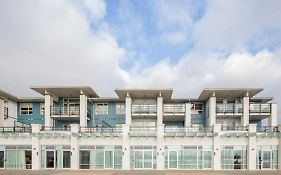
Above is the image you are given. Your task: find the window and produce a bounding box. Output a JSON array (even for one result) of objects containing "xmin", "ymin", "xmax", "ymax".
[
  {"xmin": 95, "ymin": 103, "xmax": 108, "ymax": 115},
  {"xmin": 20, "ymin": 103, "xmax": 33, "ymax": 115},
  {"xmin": 63, "ymin": 98, "xmax": 80, "ymax": 108},
  {"xmin": 116, "ymin": 103, "xmax": 125, "ymax": 114},
  {"xmin": 40, "ymin": 103, "xmax": 45, "ymax": 115},
  {"xmin": 191, "ymin": 103, "xmax": 203, "ymax": 114}
]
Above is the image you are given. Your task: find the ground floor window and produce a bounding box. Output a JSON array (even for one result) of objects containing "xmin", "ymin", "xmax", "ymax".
[
  {"xmin": 41, "ymin": 145, "xmax": 71, "ymax": 169},
  {"xmin": 221, "ymin": 145, "xmax": 247, "ymax": 169},
  {"xmin": 256, "ymin": 145, "xmax": 278, "ymax": 170},
  {"xmin": 164, "ymin": 145, "xmax": 212, "ymax": 169},
  {"xmin": 79, "ymin": 145, "xmax": 122, "ymax": 169},
  {"xmin": 130, "ymin": 145, "xmax": 157, "ymax": 169}
]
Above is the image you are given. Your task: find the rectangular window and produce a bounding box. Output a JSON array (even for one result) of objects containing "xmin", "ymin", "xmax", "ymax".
[
  {"xmin": 95, "ymin": 103, "xmax": 108, "ymax": 115},
  {"xmin": 116, "ymin": 103, "xmax": 125, "ymax": 114},
  {"xmin": 40, "ymin": 103, "xmax": 45, "ymax": 115},
  {"xmin": 20, "ymin": 103, "xmax": 33, "ymax": 115},
  {"xmin": 191, "ymin": 103, "xmax": 204, "ymax": 114}
]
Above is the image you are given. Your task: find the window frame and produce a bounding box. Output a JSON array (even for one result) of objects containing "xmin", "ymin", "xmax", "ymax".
[
  {"xmin": 40, "ymin": 103, "xmax": 45, "ymax": 115},
  {"xmin": 95, "ymin": 103, "xmax": 109, "ymax": 115},
  {"xmin": 20, "ymin": 103, "xmax": 33, "ymax": 115},
  {"xmin": 116, "ymin": 103, "xmax": 125, "ymax": 115}
]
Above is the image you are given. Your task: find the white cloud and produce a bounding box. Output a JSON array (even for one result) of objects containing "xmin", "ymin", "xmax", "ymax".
[{"xmin": 82, "ymin": 0, "xmax": 106, "ymax": 21}]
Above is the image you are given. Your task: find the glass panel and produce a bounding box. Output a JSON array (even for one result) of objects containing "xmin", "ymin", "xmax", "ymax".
[
  {"xmin": 143, "ymin": 150, "xmax": 153, "ymax": 169},
  {"xmin": 104, "ymin": 150, "xmax": 113, "ymax": 169},
  {"xmin": 17, "ymin": 150, "xmax": 25, "ymax": 169},
  {"xmin": 5, "ymin": 150, "xmax": 17, "ymax": 169},
  {"xmin": 63, "ymin": 151, "xmax": 71, "ymax": 168},
  {"xmin": 203, "ymin": 151, "xmax": 212, "ymax": 169},
  {"xmin": 134, "ymin": 150, "xmax": 143, "ymax": 169},
  {"xmin": 46, "ymin": 151, "xmax": 55, "ymax": 168},
  {"xmin": 25, "ymin": 151, "xmax": 32, "ymax": 169},
  {"xmin": 168, "ymin": 150, "xmax": 178, "ymax": 169},
  {"xmin": 114, "ymin": 150, "xmax": 122, "ymax": 169},
  {"xmin": 234, "ymin": 150, "xmax": 242, "ymax": 169},
  {"xmin": 263, "ymin": 151, "xmax": 271, "ymax": 169},
  {"xmin": 80, "ymin": 150, "xmax": 90, "ymax": 169},
  {"xmin": 0, "ymin": 151, "xmax": 4, "ymax": 168}
]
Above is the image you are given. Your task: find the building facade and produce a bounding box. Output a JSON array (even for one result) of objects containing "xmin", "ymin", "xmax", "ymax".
[{"xmin": 0, "ymin": 86, "xmax": 279, "ymax": 170}]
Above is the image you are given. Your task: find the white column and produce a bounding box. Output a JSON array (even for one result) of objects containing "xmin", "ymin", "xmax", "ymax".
[
  {"xmin": 125, "ymin": 97, "xmax": 132, "ymax": 125},
  {"xmin": 213, "ymin": 124, "xmax": 221, "ymax": 170},
  {"xmin": 185, "ymin": 103, "xmax": 192, "ymax": 127},
  {"xmin": 248, "ymin": 124, "xmax": 257, "ymax": 170},
  {"xmin": 269, "ymin": 103, "xmax": 277, "ymax": 127},
  {"xmin": 0, "ymin": 99, "xmax": 4, "ymax": 127},
  {"xmin": 157, "ymin": 124, "xmax": 165, "ymax": 170},
  {"xmin": 157, "ymin": 96, "xmax": 163, "ymax": 125},
  {"xmin": 122, "ymin": 124, "xmax": 130, "ymax": 170},
  {"xmin": 44, "ymin": 94, "xmax": 53, "ymax": 127},
  {"xmin": 208, "ymin": 95, "xmax": 216, "ymax": 126},
  {"xmin": 242, "ymin": 96, "xmax": 249, "ymax": 126},
  {"xmin": 80, "ymin": 94, "xmax": 88, "ymax": 128},
  {"xmin": 70, "ymin": 124, "xmax": 80, "ymax": 170},
  {"xmin": 32, "ymin": 124, "xmax": 41, "ymax": 170}
]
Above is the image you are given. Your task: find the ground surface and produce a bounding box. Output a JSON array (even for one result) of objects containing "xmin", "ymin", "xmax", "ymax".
[{"xmin": 0, "ymin": 170, "xmax": 281, "ymax": 175}]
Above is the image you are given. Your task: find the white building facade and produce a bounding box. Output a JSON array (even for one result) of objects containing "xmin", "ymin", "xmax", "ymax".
[{"xmin": 0, "ymin": 86, "xmax": 279, "ymax": 170}]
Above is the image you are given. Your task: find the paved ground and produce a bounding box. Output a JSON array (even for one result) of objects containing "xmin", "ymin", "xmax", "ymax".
[{"xmin": 0, "ymin": 170, "xmax": 281, "ymax": 175}]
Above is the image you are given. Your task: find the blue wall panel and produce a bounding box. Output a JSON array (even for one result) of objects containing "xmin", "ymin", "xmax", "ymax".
[{"xmin": 17, "ymin": 102, "xmax": 44, "ymax": 125}]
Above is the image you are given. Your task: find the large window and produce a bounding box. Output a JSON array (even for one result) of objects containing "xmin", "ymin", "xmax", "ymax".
[
  {"xmin": 221, "ymin": 146, "xmax": 247, "ymax": 170},
  {"xmin": 4, "ymin": 145, "xmax": 32, "ymax": 169},
  {"xmin": 95, "ymin": 103, "xmax": 108, "ymax": 115},
  {"xmin": 256, "ymin": 145, "xmax": 278, "ymax": 169},
  {"xmin": 20, "ymin": 103, "xmax": 33, "ymax": 115},
  {"xmin": 40, "ymin": 103, "xmax": 45, "ymax": 115},
  {"xmin": 63, "ymin": 98, "xmax": 80, "ymax": 108},
  {"xmin": 116, "ymin": 103, "xmax": 125, "ymax": 114},
  {"xmin": 191, "ymin": 103, "xmax": 204, "ymax": 114}
]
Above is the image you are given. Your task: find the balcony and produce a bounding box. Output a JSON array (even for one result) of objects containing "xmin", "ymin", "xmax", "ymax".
[
  {"xmin": 4, "ymin": 107, "xmax": 8, "ymax": 119},
  {"xmin": 41, "ymin": 126, "xmax": 71, "ymax": 131},
  {"xmin": 221, "ymin": 126, "xmax": 248, "ymax": 131},
  {"xmin": 250, "ymin": 103, "xmax": 271, "ymax": 114},
  {"xmin": 131, "ymin": 104, "xmax": 157, "ymax": 117},
  {"xmin": 164, "ymin": 126, "xmax": 213, "ymax": 137},
  {"xmin": 216, "ymin": 103, "xmax": 243, "ymax": 115},
  {"xmin": 80, "ymin": 127, "xmax": 122, "ymax": 137},
  {"xmin": 129, "ymin": 126, "xmax": 157, "ymax": 137},
  {"xmin": 257, "ymin": 126, "xmax": 278, "ymax": 133},
  {"xmin": 163, "ymin": 104, "xmax": 185, "ymax": 115},
  {"xmin": 0, "ymin": 127, "xmax": 31, "ymax": 133},
  {"xmin": 50, "ymin": 106, "xmax": 80, "ymax": 121}
]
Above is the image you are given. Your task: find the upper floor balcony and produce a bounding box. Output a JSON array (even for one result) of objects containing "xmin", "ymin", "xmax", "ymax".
[
  {"xmin": 131, "ymin": 104, "xmax": 157, "ymax": 117},
  {"xmin": 163, "ymin": 104, "xmax": 185, "ymax": 116},
  {"xmin": 164, "ymin": 126, "xmax": 213, "ymax": 137},
  {"xmin": 249, "ymin": 103, "xmax": 271, "ymax": 114},
  {"xmin": 4, "ymin": 107, "xmax": 8, "ymax": 119},
  {"xmin": 216, "ymin": 103, "xmax": 243, "ymax": 115},
  {"xmin": 0, "ymin": 126, "xmax": 31, "ymax": 133},
  {"xmin": 129, "ymin": 126, "xmax": 157, "ymax": 137},
  {"xmin": 50, "ymin": 106, "xmax": 92, "ymax": 121}
]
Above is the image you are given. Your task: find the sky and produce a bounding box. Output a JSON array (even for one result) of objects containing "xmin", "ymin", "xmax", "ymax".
[{"xmin": 0, "ymin": 0, "xmax": 281, "ymax": 120}]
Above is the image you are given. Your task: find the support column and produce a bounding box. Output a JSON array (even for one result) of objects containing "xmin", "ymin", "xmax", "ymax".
[
  {"xmin": 0, "ymin": 99, "xmax": 4, "ymax": 127},
  {"xmin": 208, "ymin": 94, "xmax": 216, "ymax": 126},
  {"xmin": 269, "ymin": 103, "xmax": 277, "ymax": 127},
  {"xmin": 213, "ymin": 124, "xmax": 221, "ymax": 170},
  {"xmin": 32, "ymin": 124, "xmax": 41, "ymax": 170},
  {"xmin": 70, "ymin": 124, "xmax": 80, "ymax": 170},
  {"xmin": 157, "ymin": 96, "xmax": 163, "ymax": 125},
  {"xmin": 248, "ymin": 124, "xmax": 257, "ymax": 170},
  {"xmin": 122, "ymin": 124, "xmax": 130, "ymax": 170},
  {"xmin": 44, "ymin": 94, "xmax": 53, "ymax": 127},
  {"xmin": 157, "ymin": 124, "xmax": 165, "ymax": 170},
  {"xmin": 185, "ymin": 103, "xmax": 192, "ymax": 127},
  {"xmin": 278, "ymin": 125, "xmax": 281, "ymax": 170},
  {"xmin": 125, "ymin": 96, "xmax": 132, "ymax": 125},
  {"xmin": 242, "ymin": 95, "xmax": 249, "ymax": 126},
  {"xmin": 80, "ymin": 93, "xmax": 88, "ymax": 128}
]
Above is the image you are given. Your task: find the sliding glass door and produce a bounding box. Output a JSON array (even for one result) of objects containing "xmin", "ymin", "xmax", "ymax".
[
  {"xmin": 168, "ymin": 150, "xmax": 178, "ymax": 169},
  {"xmin": 62, "ymin": 151, "xmax": 71, "ymax": 169},
  {"xmin": 134, "ymin": 150, "xmax": 153, "ymax": 169},
  {"xmin": 0, "ymin": 151, "xmax": 4, "ymax": 168},
  {"xmin": 262, "ymin": 151, "xmax": 271, "ymax": 169},
  {"xmin": 104, "ymin": 150, "xmax": 114, "ymax": 169},
  {"xmin": 46, "ymin": 151, "xmax": 55, "ymax": 169}
]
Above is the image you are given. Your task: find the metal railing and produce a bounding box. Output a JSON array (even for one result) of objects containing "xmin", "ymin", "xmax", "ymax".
[
  {"xmin": 131, "ymin": 104, "xmax": 157, "ymax": 114},
  {"xmin": 163, "ymin": 104, "xmax": 185, "ymax": 114},
  {"xmin": 41, "ymin": 126, "xmax": 71, "ymax": 131},
  {"xmin": 216, "ymin": 103, "xmax": 243, "ymax": 114},
  {"xmin": 221, "ymin": 126, "xmax": 248, "ymax": 131},
  {"xmin": 81, "ymin": 127, "xmax": 122, "ymax": 133},
  {"xmin": 0, "ymin": 127, "xmax": 31, "ymax": 133},
  {"xmin": 164, "ymin": 127, "xmax": 213, "ymax": 133},
  {"xmin": 130, "ymin": 126, "xmax": 157, "ymax": 132},
  {"xmin": 250, "ymin": 103, "xmax": 271, "ymax": 113},
  {"xmin": 4, "ymin": 107, "xmax": 8, "ymax": 119},
  {"xmin": 257, "ymin": 126, "xmax": 278, "ymax": 132},
  {"xmin": 50, "ymin": 106, "xmax": 80, "ymax": 116}
]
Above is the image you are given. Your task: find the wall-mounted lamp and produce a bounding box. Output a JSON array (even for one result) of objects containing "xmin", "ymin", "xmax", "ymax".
[
  {"xmin": 33, "ymin": 147, "xmax": 36, "ymax": 150},
  {"xmin": 36, "ymin": 152, "xmax": 38, "ymax": 156},
  {"xmin": 73, "ymin": 148, "xmax": 75, "ymax": 151},
  {"xmin": 252, "ymin": 148, "xmax": 255, "ymax": 151}
]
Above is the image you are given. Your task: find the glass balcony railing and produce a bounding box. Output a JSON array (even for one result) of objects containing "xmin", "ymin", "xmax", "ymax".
[
  {"xmin": 250, "ymin": 103, "xmax": 271, "ymax": 113},
  {"xmin": 131, "ymin": 104, "xmax": 157, "ymax": 114},
  {"xmin": 164, "ymin": 127, "xmax": 213, "ymax": 133},
  {"xmin": 4, "ymin": 107, "xmax": 8, "ymax": 119},
  {"xmin": 130, "ymin": 126, "xmax": 157, "ymax": 132},
  {"xmin": 0, "ymin": 127, "xmax": 31, "ymax": 133},
  {"xmin": 216, "ymin": 103, "xmax": 243, "ymax": 114},
  {"xmin": 50, "ymin": 106, "xmax": 80, "ymax": 116},
  {"xmin": 221, "ymin": 126, "xmax": 248, "ymax": 131},
  {"xmin": 163, "ymin": 104, "xmax": 185, "ymax": 114},
  {"xmin": 81, "ymin": 127, "xmax": 122, "ymax": 133},
  {"xmin": 257, "ymin": 126, "xmax": 279, "ymax": 133},
  {"xmin": 41, "ymin": 126, "xmax": 71, "ymax": 131}
]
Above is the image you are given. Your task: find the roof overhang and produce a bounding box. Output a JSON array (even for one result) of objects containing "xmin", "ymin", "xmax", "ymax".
[
  {"xmin": 114, "ymin": 88, "xmax": 173, "ymax": 101},
  {"xmin": 198, "ymin": 88, "xmax": 263, "ymax": 100},
  {"xmin": 0, "ymin": 89, "xmax": 18, "ymax": 101},
  {"xmin": 31, "ymin": 86, "xmax": 99, "ymax": 98}
]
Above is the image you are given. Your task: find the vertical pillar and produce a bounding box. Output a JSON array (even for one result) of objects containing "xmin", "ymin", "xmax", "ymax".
[
  {"xmin": 122, "ymin": 124, "xmax": 130, "ymax": 170},
  {"xmin": 269, "ymin": 103, "xmax": 277, "ymax": 127},
  {"xmin": 208, "ymin": 94, "xmax": 216, "ymax": 126},
  {"xmin": 213, "ymin": 124, "xmax": 221, "ymax": 170},
  {"xmin": 80, "ymin": 93, "xmax": 88, "ymax": 128},
  {"xmin": 70, "ymin": 124, "xmax": 80, "ymax": 170},
  {"xmin": 157, "ymin": 96, "xmax": 163, "ymax": 125},
  {"xmin": 242, "ymin": 95, "xmax": 249, "ymax": 126},
  {"xmin": 32, "ymin": 124, "xmax": 42, "ymax": 170},
  {"xmin": 278, "ymin": 125, "xmax": 281, "ymax": 170},
  {"xmin": 157, "ymin": 124, "xmax": 165, "ymax": 170},
  {"xmin": 0, "ymin": 99, "xmax": 4, "ymax": 127},
  {"xmin": 248, "ymin": 124, "xmax": 257, "ymax": 170},
  {"xmin": 185, "ymin": 103, "xmax": 192, "ymax": 127},
  {"xmin": 125, "ymin": 96, "xmax": 132, "ymax": 125},
  {"xmin": 44, "ymin": 94, "xmax": 53, "ymax": 127}
]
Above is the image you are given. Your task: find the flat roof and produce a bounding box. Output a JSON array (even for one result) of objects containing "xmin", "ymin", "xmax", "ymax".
[
  {"xmin": 198, "ymin": 88, "xmax": 263, "ymax": 100},
  {"xmin": 115, "ymin": 88, "xmax": 173, "ymax": 101},
  {"xmin": 31, "ymin": 86, "xmax": 99, "ymax": 98},
  {"xmin": 0, "ymin": 89, "xmax": 18, "ymax": 101}
]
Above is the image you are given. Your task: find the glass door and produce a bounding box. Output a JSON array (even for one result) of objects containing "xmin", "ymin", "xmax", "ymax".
[
  {"xmin": 62, "ymin": 151, "xmax": 71, "ymax": 169},
  {"xmin": 134, "ymin": 150, "xmax": 143, "ymax": 169},
  {"xmin": 104, "ymin": 150, "xmax": 114, "ymax": 169},
  {"xmin": 203, "ymin": 150, "xmax": 212, "ymax": 169},
  {"xmin": 46, "ymin": 150, "xmax": 55, "ymax": 169},
  {"xmin": 262, "ymin": 151, "xmax": 271, "ymax": 169},
  {"xmin": 168, "ymin": 150, "xmax": 178, "ymax": 169},
  {"xmin": 0, "ymin": 151, "xmax": 4, "ymax": 168},
  {"xmin": 143, "ymin": 150, "xmax": 153, "ymax": 169}
]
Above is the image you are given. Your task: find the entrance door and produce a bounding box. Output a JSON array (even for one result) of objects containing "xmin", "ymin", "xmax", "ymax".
[
  {"xmin": 46, "ymin": 150, "xmax": 55, "ymax": 169},
  {"xmin": 143, "ymin": 150, "xmax": 153, "ymax": 169},
  {"xmin": 168, "ymin": 150, "xmax": 178, "ymax": 169},
  {"xmin": 104, "ymin": 150, "xmax": 114, "ymax": 169},
  {"xmin": 62, "ymin": 151, "xmax": 71, "ymax": 169},
  {"xmin": 203, "ymin": 150, "xmax": 212, "ymax": 169},
  {"xmin": 134, "ymin": 150, "xmax": 143, "ymax": 169},
  {"xmin": 0, "ymin": 151, "xmax": 4, "ymax": 168},
  {"xmin": 262, "ymin": 151, "xmax": 271, "ymax": 169}
]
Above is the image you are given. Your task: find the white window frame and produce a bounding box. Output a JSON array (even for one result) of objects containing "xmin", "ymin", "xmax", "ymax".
[
  {"xmin": 191, "ymin": 103, "xmax": 204, "ymax": 114},
  {"xmin": 20, "ymin": 103, "xmax": 33, "ymax": 115},
  {"xmin": 40, "ymin": 103, "xmax": 45, "ymax": 115},
  {"xmin": 95, "ymin": 103, "xmax": 108, "ymax": 115},
  {"xmin": 116, "ymin": 103, "xmax": 125, "ymax": 114}
]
